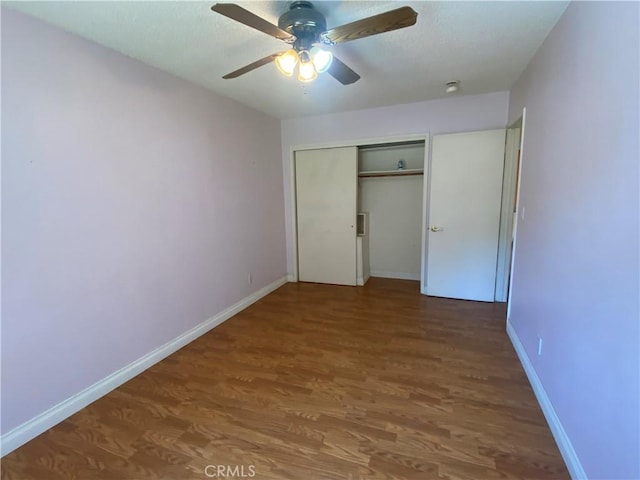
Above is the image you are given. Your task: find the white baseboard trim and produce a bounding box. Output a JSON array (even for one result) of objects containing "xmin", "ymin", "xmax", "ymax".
[
  {"xmin": 357, "ymin": 272, "xmax": 372, "ymax": 286},
  {"xmin": 506, "ymin": 321, "xmax": 587, "ymax": 480},
  {"xmin": 371, "ymin": 271, "xmax": 420, "ymax": 281},
  {"xmin": 287, "ymin": 273, "xmax": 296, "ymax": 282},
  {"xmin": 0, "ymin": 276, "xmax": 288, "ymax": 457}
]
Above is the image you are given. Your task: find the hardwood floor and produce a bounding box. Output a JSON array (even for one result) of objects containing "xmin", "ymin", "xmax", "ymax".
[{"xmin": 1, "ymin": 278, "xmax": 569, "ymax": 479}]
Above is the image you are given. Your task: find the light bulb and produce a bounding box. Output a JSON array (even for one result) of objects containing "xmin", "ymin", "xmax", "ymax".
[
  {"xmin": 297, "ymin": 51, "xmax": 317, "ymax": 82},
  {"xmin": 275, "ymin": 49, "xmax": 299, "ymax": 77},
  {"xmin": 310, "ymin": 46, "xmax": 333, "ymax": 73}
]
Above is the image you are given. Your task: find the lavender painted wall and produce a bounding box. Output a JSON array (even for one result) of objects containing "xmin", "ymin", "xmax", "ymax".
[
  {"xmin": 508, "ymin": 2, "xmax": 639, "ymax": 478},
  {"xmin": 1, "ymin": 9, "xmax": 286, "ymax": 435},
  {"xmin": 281, "ymin": 92, "xmax": 510, "ymax": 275}
]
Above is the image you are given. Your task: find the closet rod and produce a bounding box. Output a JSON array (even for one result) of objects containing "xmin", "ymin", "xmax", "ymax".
[{"xmin": 358, "ymin": 170, "xmax": 424, "ymax": 178}]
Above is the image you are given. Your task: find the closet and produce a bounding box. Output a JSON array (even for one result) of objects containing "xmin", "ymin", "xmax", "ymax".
[
  {"xmin": 294, "ymin": 140, "xmax": 426, "ymax": 287},
  {"xmin": 357, "ymin": 142, "xmax": 425, "ymax": 283}
]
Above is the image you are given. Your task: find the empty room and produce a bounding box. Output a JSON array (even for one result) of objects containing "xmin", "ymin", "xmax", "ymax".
[{"xmin": 1, "ymin": 1, "xmax": 638, "ymax": 480}]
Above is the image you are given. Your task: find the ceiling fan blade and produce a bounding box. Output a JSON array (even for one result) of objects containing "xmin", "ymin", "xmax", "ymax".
[
  {"xmin": 328, "ymin": 56, "xmax": 360, "ymax": 85},
  {"xmin": 222, "ymin": 53, "xmax": 283, "ymax": 79},
  {"xmin": 212, "ymin": 4, "xmax": 295, "ymax": 43},
  {"xmin": 322, "ymin": 6, "xmax": 417, "ymax": 44}
]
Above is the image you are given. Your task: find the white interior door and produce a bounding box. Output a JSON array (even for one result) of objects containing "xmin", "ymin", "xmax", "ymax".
[
  {"xmin": 296, "ymin": 147, "xmax": 357, "ymax": 286},
  {"xmin": 427, "ymin": 129, "xmax": 506, "ymax": 301}
]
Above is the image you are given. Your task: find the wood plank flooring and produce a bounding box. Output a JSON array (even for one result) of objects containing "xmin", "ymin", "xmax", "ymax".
[{"xmin": 1, "ymin": 278, "xmax": 569, "ymax": 479}]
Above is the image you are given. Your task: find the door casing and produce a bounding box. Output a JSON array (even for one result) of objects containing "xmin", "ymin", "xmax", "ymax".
[{"xmin": 507, "ymin": 108, "xmax": 527, "ymax": 319}]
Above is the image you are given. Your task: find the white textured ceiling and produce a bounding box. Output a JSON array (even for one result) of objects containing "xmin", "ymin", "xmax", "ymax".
[{"xmin": 5, "ymin": 1, "xmax": 568, "ymax": 119}]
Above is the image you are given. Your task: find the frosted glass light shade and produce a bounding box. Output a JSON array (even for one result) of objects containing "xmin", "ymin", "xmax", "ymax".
[
  {"xmin": 310, "ymin": 46, "xmax": 333, "ymax": 73},
  {"xmin": 275, "ymin": 49, "xmax": 299, "ymax": 77},
  {"xmin": 298, "ymin": 60, "xmax": 317, "ymax": 82},
  {"xmin": 298, "ymin": 52, "xmax": 317, "ymax": 83}
]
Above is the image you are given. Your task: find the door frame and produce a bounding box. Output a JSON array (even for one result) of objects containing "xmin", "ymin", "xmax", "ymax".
[
  {"xmin": 495, "ymin": 116, "xmax": 523, "ymax": 301},
  {"xmin": 288, "ymin": 133, "xmax": 430, "ymax": 293},
  {"xmin": 506, "ymin": 108, "xmax": 527, "ymax": 319}
]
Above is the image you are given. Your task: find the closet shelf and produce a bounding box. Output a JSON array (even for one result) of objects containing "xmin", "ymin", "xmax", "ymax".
[{"xmin": 358, "ymin": 169, "xmax": 424, "ymax": 178}]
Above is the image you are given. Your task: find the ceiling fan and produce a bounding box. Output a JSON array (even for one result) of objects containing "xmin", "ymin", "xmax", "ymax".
[{"xmin": 211, "ymin": 1, "xmax": 418, "ymax": 84}]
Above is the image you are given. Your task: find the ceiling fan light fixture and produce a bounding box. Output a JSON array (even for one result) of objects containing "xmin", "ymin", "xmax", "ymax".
[
  {"xmin": 213, "ymin": 2, "xmax": 418, "ymax": 85},
  {"xmin": 275, "ymin": 49, "xmax": 299, "ymax": 76},
  {"xmin": 310, "ymin": 46, "xmax": 333, "ymax": 73}
]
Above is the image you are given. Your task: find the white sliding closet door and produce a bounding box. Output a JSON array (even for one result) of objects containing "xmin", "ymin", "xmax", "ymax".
[
  {"xmin": 427, "ymin": 129, "xmax": 506, "ymax": 301},
  {"xmin": 296, "ymin": 147, "xmax": 357, "ymax": 286}
]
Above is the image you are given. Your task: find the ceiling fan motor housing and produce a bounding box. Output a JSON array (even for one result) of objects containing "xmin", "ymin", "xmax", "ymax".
[{"xmin": 278, "ymin": 1, "xmax": 327, "ymax": 50}]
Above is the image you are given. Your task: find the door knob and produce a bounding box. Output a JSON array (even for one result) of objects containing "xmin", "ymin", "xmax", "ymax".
[{"xmin": 430, "ymin": 226, "xmax": 443, "ymax": 232}]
